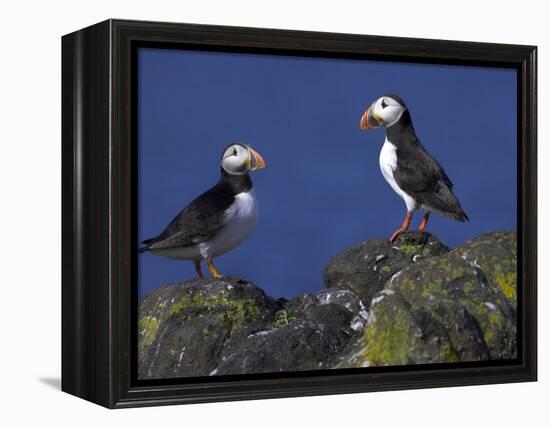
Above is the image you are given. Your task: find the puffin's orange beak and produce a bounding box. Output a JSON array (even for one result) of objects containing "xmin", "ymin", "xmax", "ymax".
[
  {"xmin": 359, "ymin": 107, "xmax": 370, "ymax": 130},
  {"xmin": 360, "ymin": 105, "xmax": 381, "ymax": 130},
  {"xmin": 249, "ymin": 148, "xmax": 266, "ymax": 170}
]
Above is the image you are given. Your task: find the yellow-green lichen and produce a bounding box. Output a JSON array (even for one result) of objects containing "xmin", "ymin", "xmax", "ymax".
[
  {"xmin": 456, "ymin": 236, "xmax": 517, "ymax": 304},
  {"xmin": 482, "ymin": 309, "xmax": 504, "ymax": 344},
  {"xmin": 380, "ymin": 266, "xmax": 391, "ymax": 274},
  {"xmin": 274, "ymin": 309, "xmax": 296, "ymax": 328},
  {"xmin": 442, "ymin": 343, "xmax": 460, "ymax": 363},
  {"xmin": 463, "ymin": 281, "xmax": 475, "ymax": 295},
  {"xmin": 362, "ymin": 303, "xmax": 413, "ymax": 366},
  {"xmin": 169, "ymin": 293, "xmax": 262, "ymax": 331},
  {"xmin": 396, "ymin": 243, "xmax": 423, "ymax": 258},
  {"xmin": 138, "ymin": 316, "xmax": 159, "ymax": 348},
  {"xmin": 395, "ymin": 239, "xmax": 443, "ymax": 259},
  {"xmin": 494, "ymin": 267, "xmax": 517, "ymax": 301}
]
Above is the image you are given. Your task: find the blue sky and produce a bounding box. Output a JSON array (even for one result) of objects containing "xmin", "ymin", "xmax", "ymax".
[{"xmin": 138, "ymin": 47, "xmax": 517, "ymax": 299}]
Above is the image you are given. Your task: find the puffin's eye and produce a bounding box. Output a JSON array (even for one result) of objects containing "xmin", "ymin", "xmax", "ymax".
[
  {"xmin": 381, "ymin": 98, "xmax": 388, "ymax": 109},
  {"xmin": 232, "ymin": 148, "xmax": 238, "ymax": 156}
]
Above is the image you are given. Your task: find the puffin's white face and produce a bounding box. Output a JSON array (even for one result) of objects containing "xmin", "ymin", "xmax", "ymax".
[
  {"xmin": 360, "ymin": 95, "xmax": 407, "ymax": 130},
  {"xmin": 220, "ymin": 143, "xmax": 266, "ymax": 175}
]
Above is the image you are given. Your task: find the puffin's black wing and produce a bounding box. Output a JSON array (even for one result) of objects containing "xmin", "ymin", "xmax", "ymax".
[
  {"xmin": 394, "ymin": 140, "xmax": 469, "ymax": 222},
  {"xmin": 140, "ymin": 182, "xmax": 235, "ymax": 252}
]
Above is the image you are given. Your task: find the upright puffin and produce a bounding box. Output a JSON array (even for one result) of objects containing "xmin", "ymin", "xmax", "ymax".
[
  {"xmin": 139, "ymin": 143, "xmax": 266, "ymax": 278},
  {"xmin": 360, "ymin": 94, "xmax": 468, "ymax": 242}
]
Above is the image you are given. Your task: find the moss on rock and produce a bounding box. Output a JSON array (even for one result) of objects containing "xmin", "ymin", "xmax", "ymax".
[
  {"xmin": 323, "ymin": 231, "xmax": 448, "ymax": 307},
  {"xmin": 455, "ymin": 231, "xmax": 517, "ymax": 308},
  {"xmin": 338, "ymin": 231, "xmax": 517, "ymax": 368},
  {"xmin": 137, "ymin": 277, "xmax": 281, "ymax": 379},
  {"xmin": 393, "ymin": 231, "xmax": 450, "ymax": 261},
  {"xmin": 138, "ymin": 316, "xmax": 159, "ymax": 358},
  {"xmin": 362, "ymin": 297, "xmax": 417, "ymax": 366},
  {"xmin": 138, "ymin": 231, "xmax": 518, "ymax": 377},
  {"xmin": 170, "ymin": 293, "xmax": 263, "ymax": 332}
]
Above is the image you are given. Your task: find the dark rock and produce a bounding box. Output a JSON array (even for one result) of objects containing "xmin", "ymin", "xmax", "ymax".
[
  {"xmin": 138, "ymin": 280, "xmax": 367, "ymax": 378},
  {"xmin": 283, "ymin": 288, "xmax": 367, "ymax": 325},
  {"xmin": 323, "ymin": 231, "xmax": 448, "ymax": 305},
  {"xmin": 337, "ymin": 231, "xmax": 517, "ymax": 368},
  {"xmin": 454, "ymin": 231, "xmax": 517, "ymax": 309},
  {"xmin": 138, "ymin": 231, "xmax": 517, "ymax": 378},
  {"xmin": 393, "ymin": 230, "xmax": 450, "ymax": 262},
  {"xmin": 138, "ymin": 276, "xmax": 281, "ymax": 379},
  {"xmin": 213, "ymin": 288, "xmax": 368, "ymax": 375},
  {"xmin": 213, "ymin": 320, "xmax": 342, "ymax": 374}
]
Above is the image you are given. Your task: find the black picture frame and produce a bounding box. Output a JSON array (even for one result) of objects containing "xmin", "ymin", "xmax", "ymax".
[{"xmin": 62, "ymin": 19, "xmax": 537, "ymax": 408}]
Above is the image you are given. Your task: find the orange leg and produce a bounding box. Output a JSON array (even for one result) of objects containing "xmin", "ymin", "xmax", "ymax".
[
  {"xmin": 194, "ymin": 261, "xmax": 204, "ymax": 279},
  {"xmin": 390, "ymin": 211, "xmax": 413, "ymax": 243},
  {"xmin": 207, "ymin": 259, "xmax": 222, "ymax": 278},
  {"xmin": 417, "ymin": 211, "xmax": 431, "ymax": 232}
]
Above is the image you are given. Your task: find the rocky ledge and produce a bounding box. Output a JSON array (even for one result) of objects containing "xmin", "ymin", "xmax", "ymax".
[{"xmin": 139, "ymin": 230, "xmax": 517, "ymax": 379}]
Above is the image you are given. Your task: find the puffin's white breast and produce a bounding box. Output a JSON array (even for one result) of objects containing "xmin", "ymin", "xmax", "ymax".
[
  {"xmin": 379, "ymin": 138, "xmax": 418, "ymax": 212},
  {"xmin": 199, "ymin": 190, "xmax": 258, "ymax": 259}
]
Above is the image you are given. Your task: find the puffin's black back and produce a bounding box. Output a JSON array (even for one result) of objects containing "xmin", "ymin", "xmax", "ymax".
[
  {"xmin": 388, "ymin": 111, "xmax": 453, "ymax": 188},
  {"xmin": 387, "ymin": 110, "xmax": 469, "ymax": 222},
  {"xmin": 140, "ymin": 170, "xmax": 253, "ymax": 251}
]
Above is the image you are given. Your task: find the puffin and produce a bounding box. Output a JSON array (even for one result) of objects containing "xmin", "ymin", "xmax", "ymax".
[
  {"xmin": 359, "ymin": 94, "xmax": 468, "ymax": 243},
  {"xmin": 139, "ymin": 143, "xmax": 266, "ymax": 278}
]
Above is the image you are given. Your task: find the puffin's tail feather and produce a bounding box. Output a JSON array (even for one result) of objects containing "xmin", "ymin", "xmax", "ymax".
[
  {"xmin": 420, "ymin": 183, "xmax": 469, "ymax": 223},
  {"xmin": 138, "ymin": 237, "xmax": 156, "ymax": 253},
  {"xmin": 450, "ymin": 209, "xmax": 469, "ymax": 223},
  {"xmin": 456, "ymin": 210, "xmax": 469, "ymax": 223}
]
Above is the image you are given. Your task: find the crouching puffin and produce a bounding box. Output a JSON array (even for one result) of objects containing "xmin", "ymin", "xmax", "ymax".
[
  {"xmin": 139, "ymin": 143, "xmax": 266, "ymax": 278},
  {"xmin": 360, "ymin": 94, "xmax": 468, "ymax": 243}
]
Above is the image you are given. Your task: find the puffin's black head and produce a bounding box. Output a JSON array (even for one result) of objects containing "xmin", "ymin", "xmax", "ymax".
[
  {"xmin": 220, "ymin": 143, "xmax": 266, "ymax": 175},
  {"xmin": 360, "ymin": 94, "xmax": 408, "ymax": 131}
]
